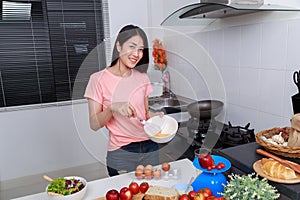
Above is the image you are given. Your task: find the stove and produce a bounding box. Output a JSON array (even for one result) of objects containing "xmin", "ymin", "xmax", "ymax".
[{"xmin": 176, "ymin": 119, "xmax": 255, "ymax": 161}]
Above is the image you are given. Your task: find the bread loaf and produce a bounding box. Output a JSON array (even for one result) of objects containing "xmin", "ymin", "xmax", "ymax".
[
  {"xmin": 288, "ymin": 114, "xmax": 300, "ymax": 147},
  {"xmin": 144, "ymin": 186, "xmax": 179, "ymax": 200},
  {"xmin": 261, "ymin": 158, "xmax": 297, "ymax": 179}
]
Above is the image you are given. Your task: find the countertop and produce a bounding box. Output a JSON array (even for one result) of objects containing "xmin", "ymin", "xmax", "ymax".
[
  {"xmin": 215, "ymin": 142, "xmax": 300, "ymax": 200},
  {"xmin": 12, "ymin": 158, "xmax": 197, "ymax": 200}
]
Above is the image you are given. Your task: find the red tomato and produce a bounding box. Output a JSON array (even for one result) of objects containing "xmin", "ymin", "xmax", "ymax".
[
  {"xmin": 139, "ymin": 182, "xmax": 149, "ymax": 193},
  {"xmin": 129, "ymin": 182, "xmax": 139, "ymax": 194},
  {"xmin": 216, "ymin": 164, "xmax": 223, "ymax": 170},
  {"xmin": 179, "ymin": 194, "xmax": 190, "ymax": 200},
  {"xmin": 218, "ymin": 162, "xmax": 225, "ymax": 169},
  {"xmin": 119, "ymin": 187, "xmax": 133, "ymax": 200},
  {"xmin": 194, "ymin": 193, "xmax": 205, "ymax": 200},
  {"xmin": 188, "ymin": 191, "xmax": 197, "ymax": 199},
  {"xmin": 215, "ymin": 198, "xmax": 227, "ymax": 200},
  {"xmin": 207, "ymin": 196, "xmax": 217, "ymax": 200},
  {"xmin": 198, "ymin": 153, "xmax": 214, "ymax": 169},
  {"xmin": 105, "ymin": 189, "xmax": 119, "ymax": 200},
  {"xmin": 198, "ymin": 188, "xmax": 213, "ymax": 198}
]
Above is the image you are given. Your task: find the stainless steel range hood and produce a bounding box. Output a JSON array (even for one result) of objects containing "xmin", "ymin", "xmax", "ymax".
[{"xmin": 161, "ymin": 0, "xmax": 300, "ymax": 26}]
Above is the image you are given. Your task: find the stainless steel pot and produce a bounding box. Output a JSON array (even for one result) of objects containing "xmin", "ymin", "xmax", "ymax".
[{"xmin": 187, "ymin": 100, "xmax": 224, "ymax": 120}]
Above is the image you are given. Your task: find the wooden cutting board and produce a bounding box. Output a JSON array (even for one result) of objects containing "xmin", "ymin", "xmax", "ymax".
[
  {"xmin": 253, "ymin": 159, "xmax": 300, "ymax": 184},
  {"xmin": 94, "ymin": 192, "xmax": 144, "ymax": 200}
]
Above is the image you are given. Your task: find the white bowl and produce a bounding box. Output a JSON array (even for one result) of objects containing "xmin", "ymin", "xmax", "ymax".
[
  {"xmin": 46, "ymin": 176, "xmax": 87, "ymax": 200},
  {"xmin": 144, "ymin": 115, "xmax": 178, "ymax": 143}
]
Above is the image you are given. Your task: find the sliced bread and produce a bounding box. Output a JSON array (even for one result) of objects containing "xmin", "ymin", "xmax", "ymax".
[{"xmin": 144, "ymin": 186, "xmax": 179, "ymax": 200}]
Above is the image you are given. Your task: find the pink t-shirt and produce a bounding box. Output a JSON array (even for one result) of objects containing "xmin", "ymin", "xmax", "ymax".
[{"xmin": 84, "ymin": 68, "xmax": 153, "ymax": 151}]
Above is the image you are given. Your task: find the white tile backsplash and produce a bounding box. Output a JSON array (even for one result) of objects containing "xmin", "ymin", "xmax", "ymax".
[
  {"xmin": 240, "ymin": 24, "xmax": 261, "ymax": 69},
  {"xmin": 208, "ymin": 29, "xmax": 224, "ymax": 68},
  {"xmin": 223, "ymin": 26, "xmax": 241, "ymax": 68},
  {"xmin": 287, "ymin": 19, "xmax": 300, "ymax": 70},
  {"xmin": 176, "ymin": 17, "xmax": 300, "ymax": 132},
  {"xmin": 261, "ymin": 21, "xmax": 288, "ymax": 70},
  {"xmin": 220, "ymin": 67, "xmax": 240, "ymax": 105},
  {"xmin": 259, "ymin": 69, "xmax": 285, "ymax": 116},
  {"xmin": 239, "ymin": 68, "xmax": 261, "ymax": 110}
]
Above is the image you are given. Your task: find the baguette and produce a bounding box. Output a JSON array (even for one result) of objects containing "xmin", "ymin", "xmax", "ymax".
[
  {"xmin": 261, "ymin": 158, "xmax": 297, "ymax": 179},
  {"xmin": 144, "ymin": 186, "xmax": 179, "ymax": 200}
]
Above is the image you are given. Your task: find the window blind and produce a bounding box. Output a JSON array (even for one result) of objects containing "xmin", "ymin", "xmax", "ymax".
[{"xmin": 0, "ymin": 0, "xmax": 109, "ymax": 109}]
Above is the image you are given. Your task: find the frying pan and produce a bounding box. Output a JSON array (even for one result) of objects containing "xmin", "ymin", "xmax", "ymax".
[{"xmin": 187, "ymin": 100, "xmax": 224, "ymax": 120}]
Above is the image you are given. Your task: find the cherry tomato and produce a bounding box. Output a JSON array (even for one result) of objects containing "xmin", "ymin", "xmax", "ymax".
[
  {"xmin": 216, "ymin": 164, "xmax": 223, "ymax": 170},
  {"xmin": 139, "ymin": 182, "xmax": 149, "ymax": 193},
  {"xmin": 207, "ymin": 196, "xmax": 217, "ymax": 200},
  {"xmin": 188, "ymin": 191, "xmax": 197, "ymax": 199},
  {"xmin": 129, "ymin": 182, "xmax": 139, "ymax": 194},
  {"xmin": 207, "ymin": 166, "xmax": 212, "ymax": 171},
  {"xmin": 179, "ymin": 194, "xmax": 190, "ymax": 200},
  {"xmin": 219, "ymin": 162, "xmax": 225, "ymax": 168},
  {"xmin": 194, "ymin": 193, "xmax": 205, "ymax": 200},
  {"xmin": 198, "ymin": 188, "xmax": 213, "ymax": 198}
]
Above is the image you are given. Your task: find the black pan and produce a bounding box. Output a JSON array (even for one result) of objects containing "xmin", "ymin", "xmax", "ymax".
[{"xmin": 187, "ymin": 100, "xmax": 224, "ymax": 120}]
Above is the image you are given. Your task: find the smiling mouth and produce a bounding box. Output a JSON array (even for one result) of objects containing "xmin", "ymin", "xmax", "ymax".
[{"xmin": 129, "ymin": 57, "xmax": 138, "ymax": 64}]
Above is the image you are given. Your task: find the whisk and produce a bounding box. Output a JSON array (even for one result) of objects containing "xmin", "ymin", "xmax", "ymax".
[{"xmin": 136, "ymin": 118, "xmax": 165, "ymax": 135}]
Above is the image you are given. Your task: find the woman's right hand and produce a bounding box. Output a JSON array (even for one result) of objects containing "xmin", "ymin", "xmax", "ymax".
[{"xmin": 110, "ymin": 102, "xmax": 137, "ymax": 117}]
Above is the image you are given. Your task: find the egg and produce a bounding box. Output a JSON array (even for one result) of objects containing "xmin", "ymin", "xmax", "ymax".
[
  {"xmin": 135, "ymin": 169, "xmax": 144, "ymax": 179},
  {"xmin": 144, "ymin": 168, "xmax": 152, "ymax": 179},
  {"xmin": 136, "ymin": 165, "xmax": 144, "ymax": 171},
  {"xmin": 162, "ymin": 162, "xmax": 170, "ymax": 171},
  {"xmin": 153, "ymin": 168, "xmax": 161, "ymax": 179},
  {"xmin": 145, "ymin": 164, "xmax": 153, "ymax": 171}
]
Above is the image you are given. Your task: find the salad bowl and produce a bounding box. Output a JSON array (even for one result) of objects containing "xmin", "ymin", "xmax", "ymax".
[{"xmin": 45, "ymin": 176, "xmax": 87, "ymax": 200}]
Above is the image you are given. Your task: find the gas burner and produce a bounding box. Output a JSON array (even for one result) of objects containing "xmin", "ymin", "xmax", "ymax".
[
  {"xmin": 219, "ymin": 122, "xmax": 255, "ymax": 148},
  {"xmin": 186, "ymin": 118, "xmax": 255, "ymax": 148}
]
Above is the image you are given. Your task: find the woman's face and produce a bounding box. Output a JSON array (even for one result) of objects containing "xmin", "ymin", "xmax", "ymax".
[{"xmin": 117, "ymin": 35, "xmax": 144, "ymax": 69}]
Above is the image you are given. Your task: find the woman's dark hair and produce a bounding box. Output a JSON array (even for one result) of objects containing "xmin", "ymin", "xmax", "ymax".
[{"xmin": 110, "ymin": 25, "xmax": 149, "ymax": 73}]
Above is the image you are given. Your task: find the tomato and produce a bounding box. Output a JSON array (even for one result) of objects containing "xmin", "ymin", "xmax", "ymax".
[
  {"xmin": 198, "ymin": 188, "xmax": 213, "ymax": 198},
  {"xmin": 216, "ymin": 164, "xmax": 223, "ymax": 170},
  {"xmin": 188, "ymin": 191, "xmax": 197, "ymax": 199},
  {"xmin": 105, "ymin": 189, "xmax": 119, "ymax": 200},
  {"xmin": 194, "ymin": 193, "xmax": 205, "ymax": 200},
  {"xmin": 129, "ymin": 182, "xmax": 139, "ymax": 194},
  {"xmin": 198, "ymin": 153, "xmax": 214, "ymax": 169},
  {"xmin": 207, "ymin": 196, "xmax": 217, "ymax": 200},
  {"xmin": 207, "ymin": 196, "xmax": 227, "ymax": 200},
  {"xmin": 179, "ymin": 194, "xmax": 190, "ymax": 200},
  {"xmin": 119, "ymin": 187, "xmax": 133, "ymax": 200},
  {"xmin": 218, "ymin": 162, "xmax": 225, "ymax": 169},
  {"xmin": 139, "ymin": 182, "xmax": 149, "ymax": 193}
]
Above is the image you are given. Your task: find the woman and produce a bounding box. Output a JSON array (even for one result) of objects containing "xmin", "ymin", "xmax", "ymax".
[{"xmin": 84, "ymin": 24, "xmax": 162, "ymax": 176}]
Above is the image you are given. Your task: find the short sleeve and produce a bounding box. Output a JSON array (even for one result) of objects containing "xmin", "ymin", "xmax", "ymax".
[
  {"xmin": 143, "ymin": 73, "xmax": 153, "ymax": 97},
  {"xmin": 84, "ymin": 72, "xmax": 103, "ymax": 104}
]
